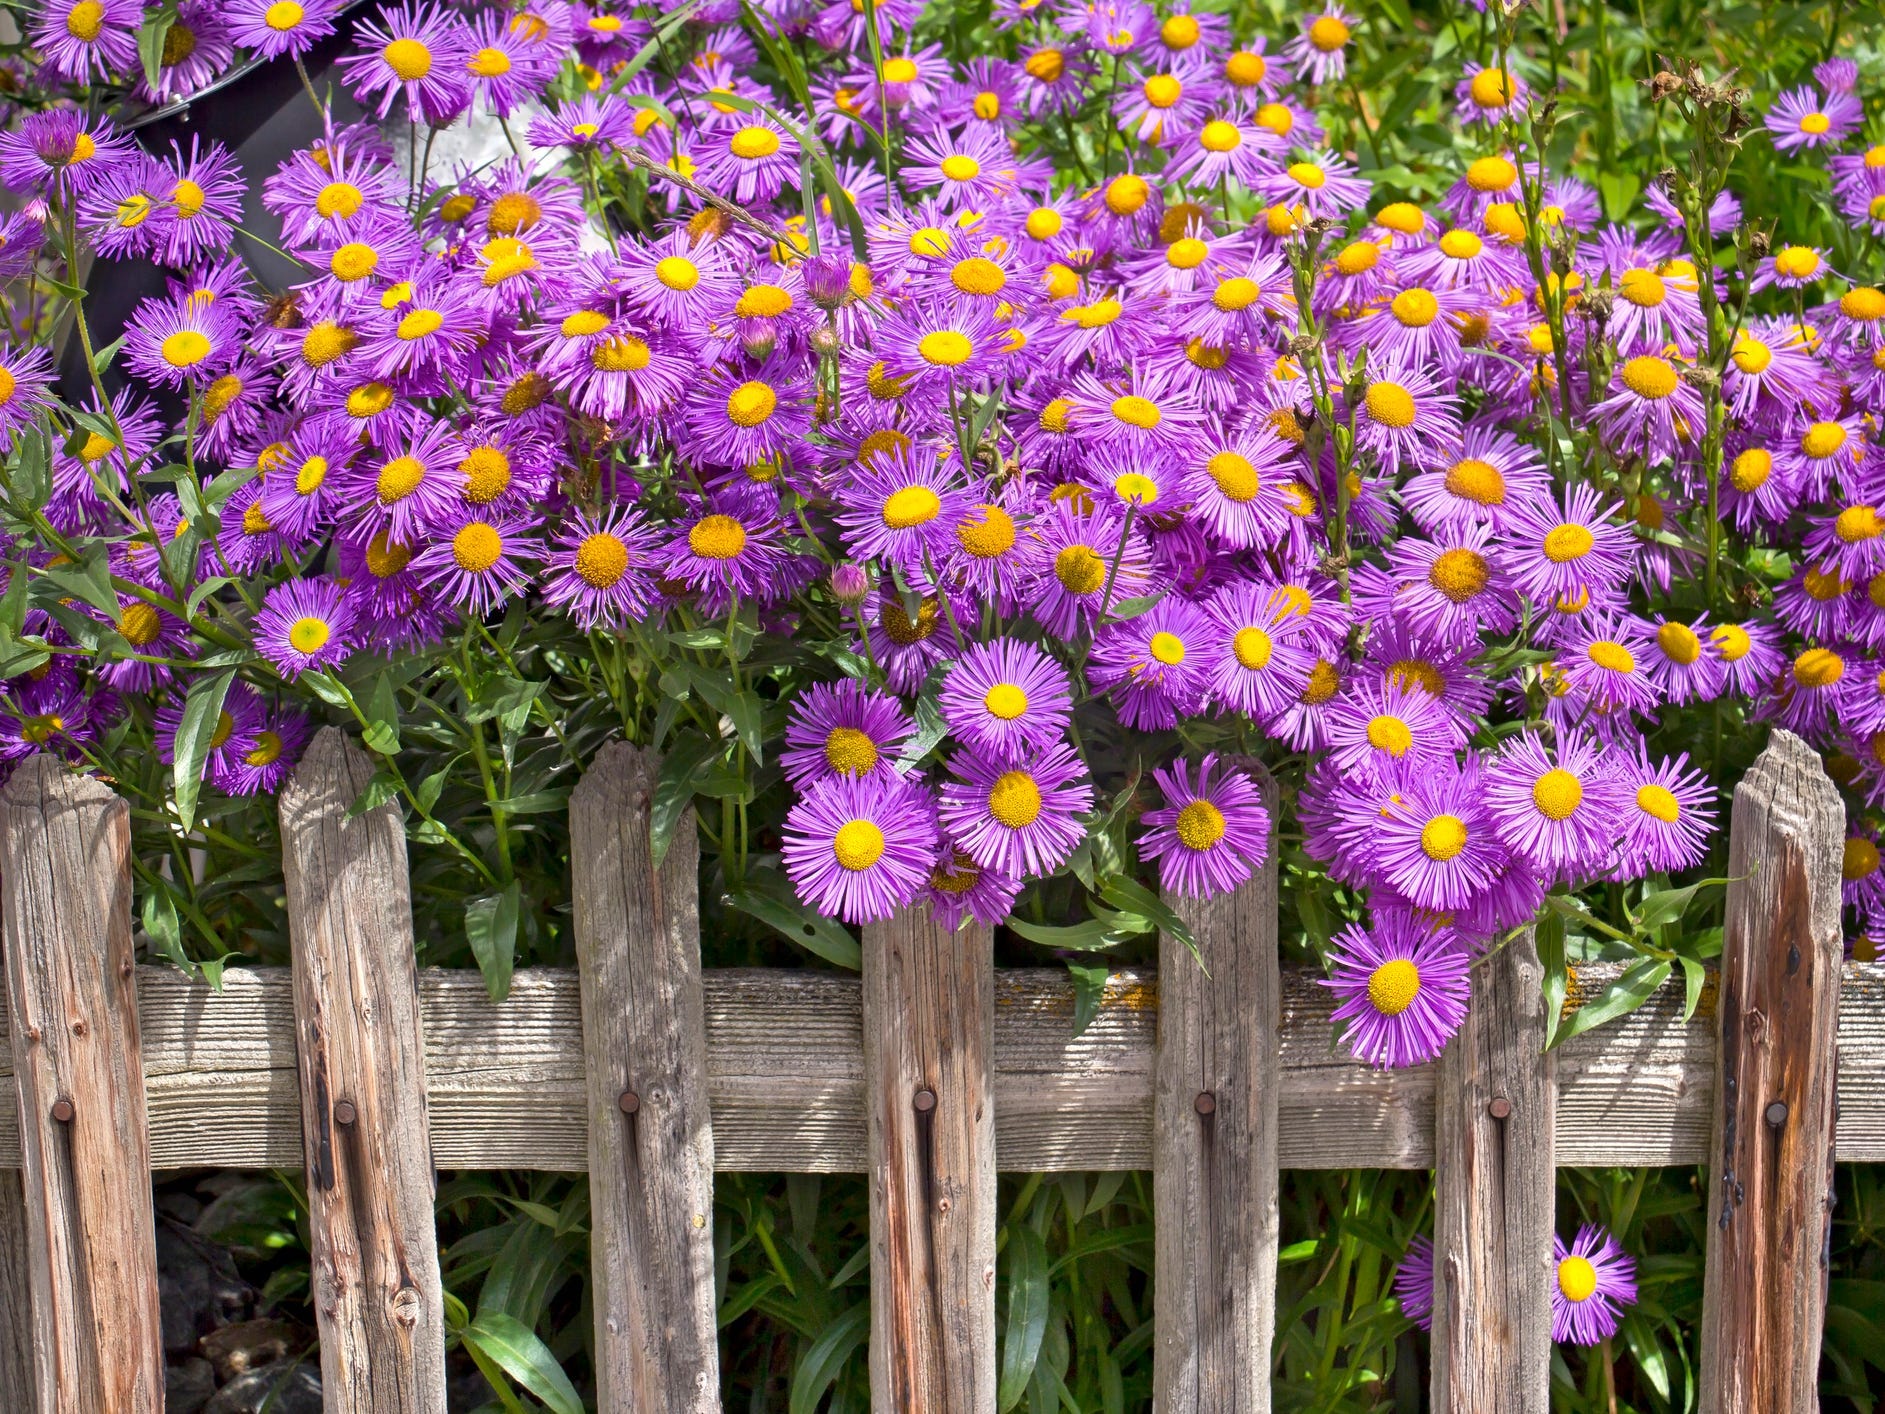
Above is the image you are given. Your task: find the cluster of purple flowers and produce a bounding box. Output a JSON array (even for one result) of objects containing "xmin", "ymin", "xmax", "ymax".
[
  {"xmin": 1395, "ymin": 1223, "xmax": 1639, "ymax": 1345},
  {"xmin": 0, "ymin": 0, "xmax": 1877, "ymax": 1084}
]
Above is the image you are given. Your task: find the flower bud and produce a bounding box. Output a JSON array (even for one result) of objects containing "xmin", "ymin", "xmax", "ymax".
[{"xmin": 830, "ymin": 561, "xmax": 870, "ymax": 606}]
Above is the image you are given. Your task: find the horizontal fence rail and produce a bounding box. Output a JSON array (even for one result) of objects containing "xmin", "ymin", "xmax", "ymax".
[{"xmin": 1, "ymin": 962, "xmax": 1881, "ymax": 1173}]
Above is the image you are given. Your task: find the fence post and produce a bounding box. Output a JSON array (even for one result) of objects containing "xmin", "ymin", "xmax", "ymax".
[
  {"xmin": 0, "ymin": 756, "xmax": 163, "ymax": 1413},
  {"xmin": 0, "ymin": 1169, "xmax": 34, "ymax": 1405},
  {"xmin": 1431, "ymin": 928, "xmax": 1554, "ymax": 1411},
  {"xmin": 567, "ymin": 742, "xmax": 720, "ymax": 1411},
  {"xmin": 862, "ymin": 907, "xmax": 997, "ymax": 1412},
  {"xmin": 279, "ymin": 728, "xmax": 447, "ymax": 1411},
  {"xmin": 1153, "ymin": 769, "xmax": 1280, "ymax": 1412},
  {"xmin": 1699, "ymin": 729, "xmax": 1843, "ymax": 1413}
]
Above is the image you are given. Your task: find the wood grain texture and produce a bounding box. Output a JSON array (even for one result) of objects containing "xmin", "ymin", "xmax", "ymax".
[
  {"xmin": 1, "ymin": 1154, "xmax": 39, "ymax": 1407},
  {"xmin": 1699, "ymin": 730, "xmax": 1844, "ymax": 1414},
  {"xmin": 1, "ymin": 755, "xmax": 162, "ymax": 1413},
  {"xmin": 1431, "ymin": 931, "xmax": 1554, "ymax": 1413},
  {"xmin": 1, "ymin": 963, "xmax": 1882, "ymax": 1172},
  {"xmin": 279, "ymin": 728, "xmax": 447, "ymax": 1413},
  {"xmin": 568, "ymin": 743, "xmax": 719, "ymax": 1413},
  {"xmin": 1153, "ymin": 785, "xmax": 1279, "ymax": 1414},
  {"xmin": 862, "ymin": 908, "xmax": 997, "ymax": 1413}
]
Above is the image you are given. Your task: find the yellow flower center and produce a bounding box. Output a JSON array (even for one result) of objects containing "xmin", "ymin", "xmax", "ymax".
[
  {"xmin": 560, "ymin": 309, "xmax": 610, "ymax": 338},
  {"xmin": 264, "ymin": 0, "xmax": 304, "ymax": 29},
  {"xmin": 329, "ymin": 242, "xmax": 378, "ymax": 281},
  {"xmin": 1802, "ymin": 421, "xmax": 1847, "ymax": 459},
  {"xmin": 832, "ymin": 819, "xmax": 886, "ymax": 870},
  {"xmin": 918, "ymin": 330, "xmax": 973, "ymax": 366},
  {"xmin": 1303, "ymin": 658, "xmax": 1341, "ymax": 704},
  {"xmin": 1224, "ymin": 50, "xmax": 1266, "ymax": 86},
  {"xmin": 1331, "ymin": 241, "xmax": 1379, "ymax": 277},
  {"xmin": 984, "ymin": 683, "xmax": 1029, "ymax": 720},
  {"xmin": 1149, "ymin": 631, "xmax": 1186, "ymax": 666},
  {"xmin": 1532, "ymin": 768, "xmax": 1583, "ymax": 821},
  {"xmin": 1288, "ymin": 161, "xmax": 1327, "ymax": 189},
  {"xmin": 1110, "ymin": 394, "xmax": 1161, "ymax": 430},
  {"xmin": 1799, "ymin": 111, "xmax": 1831, "ymax": 135},
  {"xmin": 65, "ymin": 1, "xmax": 103, "ymax": 41},
  {"xmin": 486, "ymin": 192, "xmax": 541, "ymax": 237},
  {"xmin": 1587, "ymin": 640, "xmax": 1635, "ymax": 673},
  {"xmin": 824, "ymin": 728, "xmax": 879, "ymax": 776},
  {"xmin": 1309, "ymin": 15, "xmax": 1350, "ymax": 50},
  {"xmin": 314, "ymin": 181, "xmax": 364, "ymax": 219},
  {"xmin": 1212, "ymin": 277, "xmax": 1261, "ymax": 312},
  {"xmin": 172, "ymin": 178, "xmax": 206, "ymax": 218},
  {"xmin": 573, "ymin": 532, "xmax": 629, "ymax": 589},
  {"xmin": 1443, "ymin": 458, "xmax": 1504, "ymax": 506},
  {"xmin": 1364, "ymin": 381, "xmax": 1416, "ymax": 428},
  {"xmin": 203, "ymin": 374, "xmax": 243, "ymax": 418},
  {"xmin": 1421, "ymin": 813, "xmax": 1468, "ymax": 861},
  {"xmin": 1843, "ymin": 837, "xmax": 1880, "ymax": 881},
  {"xmin": 1367, "ymin": 959, "xmax": 1420, "ymax": 1016},
  {"xmin": 1142, "ymin": 74, "xmax": 1181, "ymax": 108},
  {"xmin": 1438, "ymin": 229, "xmax": 1484, "ymax": 259},
  {"xmin": 456, "ymin": 446, "xmax": 510, "ymax": 503},
  {"xmin": 881, "ymin": 56, "xmax": 918, "ymax": 83},
  {"xmin": 468, "ymin": 45, "xmax": 511, "ymax": 77},
  {"xmin": 954, "ymin": 504, "xmax": 1015, "ymax": 559},
  {"xmin": 1653, "ymin": 621, "xmax": 1700, "ymax": 666},
  {"xmin": 729, "ymin": 126, "xmax": 782, "ymax": 159},
  {"xmin": 1104, "ymin": 173, "xmax": 1150, "ymax": 215},
  {"xmin": 652, "ymin": 256, "xmax": 701, "ymax": 294},
  {"xmin": 973, "ymin": 90, "xmax": 1000, "ymax": 119},
  {"xmin": 1428, "ymin": 548, "xmax": 1488, "ymax": 603},
  {"xmin": 1469, "ymin": 67, "xmax": 1514, "ymax": 107},
  {"xmin": 396, "ymin": 307, "xmax": 443, "ymax": 341},
  {"xmin": 1838, "ymin": 506, "xmax": 1882, "ymax": 543},
  {"xmin": 1233, "ymin": 627, "xmax": 1273, "ymax": 670},
  {"xmin": 1199, "ymin": 119, "xmax": 1242, "ymax": 152},
  {"xmin": 1390, "ymin": 287, "xmax": 1439, "ymax": 327},
  {"xmin": 1161, "ymin": 13, "xmax": 1200, "ymax": 47},
  {"xmin": 117, "ymin": 602, "xmax": 162, "ymax": 646},
  {"xmin": 382, "ymin": 37, "xmax": 432, "ymax": 80},
  {"xmin": 375, "ymin": 455, "xmax": 426, "ymax": 504},
  {"xmin": 1619, "ymin": 268, "xmax": 1666, "ymax": 307},
  {"xmin": 1054, "ymin": 544, "xmax": 1107, "ymax": 595},
  {"xmin": 1620, "ymin": 355, "xmax": 1678, "ymax": 399},
  {"xmin": 688, "ymin": 514, "xmax": 747, "ymax": 560},
  {"xmin": 1543, "ymin": 523, "xmax": 1594, "ymax": 562},
  {"xmin": 1204, "ymin": 451, "xmax": 1258, "ymax": 502},
  {"xmin": 1175, "ymin": 799, "xmax": 1226, "ymax": 850},
  {"xmin": 289, "ymin": 455, "xmax": 327, "ymax": 496},
  {"xmin": 882, "ymin": 485, "xmax": 942, "ymax": 529},
  {"xmin": 1793, "ymin": 648, "xmax": 1844, "ymax": 688},
  {"xmin": 1774, "ymin": 245, "xmax": 1821, "ymax": 279},
  {"xmin": 1637, "ymin": 784, "xmax": 1681, "ymax": 824},
  {"xmin": 281, "ymin": 614, "xmax": 330, "ymax": 655},
  {"xmin": 1557, "ymin": 1256, "xmax": 1598, "ymax": 1303},
  {"xmin": 1465, "ymin": 156, "xmax": 1517, "ymax": 192},
  {"xmin": 452, "ymin": 522, "xmax": 503, "ymax": 573},
  {"xmin": 160, "ymin": 329, "xmax": 211, "ymax": 368},
  {"xmin": 734, "ymin": 284, "xmax": 793, "ymax": 319},
  {"xmin": 1730, "ymin": 447, "xmax": 1772, "ymax": 492},
  {"xmin": 726, "ymin": 381, "xmax": 777, "ymax": 427},
  {"xmin": 988, "ymin": 771, "xmax": 1043, "ymax": 828},
  {"xmin": 1731, "ymin": 333, "xmax": 1771, "ymax": 373},
  {"xmin": 592, "ymin": 336, "xmax": 651, "ymax": 372},
  {"xmin": 1025, "ymin": 206, "xmax": 1064, "ymax": 240},
  {"xmin": 1164, "ymin": 238, "xmax": 1209, "ymax": 271},
  {"xmin": 1709, "ymin": 624, "xmax": 1751, "ymax": 661},
  {"xmin": 1366, "ymin": 714, "xmax": 1413, "ymax": 757},
  {"xmin": 1024, "ymin": 48, "xmax": 1063, "ymax": 81},
  {"xmin": 951, "ymin": 256, "xmax": 1006, "ymax": 295},
  {"xmin": 1841, "ymin": 287, "xmax": 1885, "ymax": 321}
]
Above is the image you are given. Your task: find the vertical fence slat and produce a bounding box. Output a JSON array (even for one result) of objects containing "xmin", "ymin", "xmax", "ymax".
[
  {"xmin": 1699, "ymin": 729, "xmax": 1843, "ymax": 1413},
  {"xmin": 1153, "ymin": 770, "xmax": 1280, "ymax": 1413},
  {"xmin": 279, "ymin": 728, "xmax": 446, "ymax": 1412},
  {"xmin": 568, "ymin": 742, "xmax": 720, "ymax": 1411},
  {"xmin": 1, "ymin": 755, "xmax": 162, "ymax": 1413},
  {"xmin": 0, "ymin": 1168, "xmax": 35, "ymax": 1405},
  {"xmin": 1431, "ymin": 928, "xmax": 1554, "ymax": 1411},
  {"xmin": 862, "ymin": 908, "xmax": 996, "ymax": 1412}
]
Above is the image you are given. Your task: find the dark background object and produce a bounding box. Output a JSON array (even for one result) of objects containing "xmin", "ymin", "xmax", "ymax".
[{"xmin": 61, "ymin": 4, "xmax": 371, "ymax": 404}]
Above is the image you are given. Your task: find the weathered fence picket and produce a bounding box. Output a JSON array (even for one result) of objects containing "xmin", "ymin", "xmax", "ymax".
[
  {"xmin": 1153, "ymin": 778, "xmax": 1280, "ymax": 1414},
  {"xmin": 1430, "ymin": 929, "xmax": 1555, "ymax": 1411},
  {"xmin": 0, "ymin": 732, "xmax": 1870, "ymax": 1411},
  {"xmin": 279, "ymin": 729, "xmax": 449, "ymax": 1411},
  {"xmin": 569, "ymin": 742, "xmax": 721, "ymax": 1412},
  {"xmin": 861, "ymin": 909, "xmax": 998, "ymax": 1413},
  {"xmin": 1, "ymin": 757, "xmax": 163, "ymax": 1413},
  {"xmin": 1699, "ymin": 729, "xmax": 1845, "ymax": 1413}
]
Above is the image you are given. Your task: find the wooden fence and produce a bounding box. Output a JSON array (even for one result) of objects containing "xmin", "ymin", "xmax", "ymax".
[{"xmin": 0, "ymin": 726, "xmax": 1873, "ymax": 1412}]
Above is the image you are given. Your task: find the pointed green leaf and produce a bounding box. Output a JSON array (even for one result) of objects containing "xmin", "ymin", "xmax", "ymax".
[
  {"xmin": 465, "ymin": 881, "xmax": 522, "ymax": 1001},
  {"xmin": 171, "ymin": 667, "xmax": 235, "ymax": 833}
]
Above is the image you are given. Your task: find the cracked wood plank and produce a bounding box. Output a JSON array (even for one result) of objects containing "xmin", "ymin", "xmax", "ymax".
[
  {"xmin": 569, "ymin": 743, "xmax": 719, "ymax": 1412},
  {"xmin": 1699, "ymin": 729, "xmax": 1844, "ymax": 1413},
  {"xmin": 1, "ymin": 756, "xmax": 160, "ymax": 1413},
  {"xmin": 863, "ymin": 907, "xmax": 996, "ymax": 1412},
  {"xmin": 280, "ymin": 728, "xmax": 446, "ymax": 1412}
]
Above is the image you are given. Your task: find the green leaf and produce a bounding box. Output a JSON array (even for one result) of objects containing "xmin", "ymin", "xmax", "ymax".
[
  {"xmin": 460, "ymin": 1312, "xmax": 583, "ymax": 1414},
  {"xmin": 465, "ymin": 881, "xmax": 522, "ymax": 1001},
  {"xmin": 1537, "ymin": 909, "xmax": 1567, "ymax": 1049},
  {"xmin": 1631, "ymin": 877, "xmax": 1725, "ymax": 936},
  {"xmin": 41, "ymin": 542, "xmax": 121, "ymax": 621},
  {"xmin": 997, "ymin": 1224, "xmax": 1050, "ymax": 1411},
  {"xmin": 1097, "ymin": 874, "xmax": 1200, "ymax": 959},
  {"xmin": 1103, "ymin": 588, "xmax": 1168, "ymax": 622},
  {"xmin": 362, "ymin": 674, "xmax": 401, "ymax": 755},
  {"xmin": 787, "ymin": 1303, "xmax": 869, "ymax": 1414},
  {"xmin": 201, "ymin": 461, "xmax": 261, "ymax": 512},
  {"xmin": 725, "ymin": 870, "xmax": 862, "ymax": 970},
  {"xmin": 90, "ymin": 333, "xmax": 127, "ymax": 376},
  {"xmin": 137, "ymin": 8, "xmax": 176, "ymax": 93},
  {"xmin": 346, "ymin": 768, "xmax": 399, "ymax": 818},
  {"xmin": 171, "ymin": 667, "xmax": 235, "ymax": 834},
  {"xmin": 1552, "ymin": 956, "xmax": 1671, "ymax": 1047},
  {"xmin": 1065, "ymin": 962, "xmax": 1109, "ymax": 1038},
  {"xmin": 297, "ymin": 670, "xmax": 356, "ymax": 711},
  {"xmin": 1678, "ymin": 953, "xmax": 1706, "ymax": 1023},
  {"xmin": 652, "ymin": 734, "xmax": 720, "ymax": 867},
  {"xmin": 1002, "ymin": 916, "xmax": 1126, "ymax": 951}
]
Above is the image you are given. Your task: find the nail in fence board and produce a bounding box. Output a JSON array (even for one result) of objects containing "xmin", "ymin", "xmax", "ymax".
[
  {"xmin": 568, "ymin": 743, "xmax": 720, "ymax": 1412},
  {"xmin": 1154, "ymin": 785, "xmax": 1280, "ymax": 1413},
  {"xmin": 1699, "ymin": 730, "xmax": 1844, "ymax": 1413},
  {"xmin": 862, "ymin": 909, "xmax": 997, "ymax": 1412},
  {"xmin": 1431, "ymin": 930, "xmax": 1554, "ymax": 1413},
  {"xmin": 0, "ymin": 756, "xmax": 163, "ymax": 1412},
  {"xmin": 279, "ymin": 729, "xmax": 447, "ymax": 1412}
]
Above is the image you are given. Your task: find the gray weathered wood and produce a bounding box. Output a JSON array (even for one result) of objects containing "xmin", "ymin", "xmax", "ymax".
[
  {"xmin": 1, "ymin": 962, "xmax": 1883, "ymax": 1174},
  {"xmin": 1153, "ymin": 787, "xmax": 1279, "ymax": 1414},
  {"xmin": 0, "ymin": 1169, "xmax": 35, "ymax": 1407},
  {"xmin": 568, "ymin": 742, "xmax": 719, "ymax": 1412},
  {"xmin": 279, "ymin": 728, "xmax": 446, "ymax": 1413},
  {"xmin": 1431, "ymin": 930, "xmax": 1554, "ymax": 1413},
  {"xmin": 1, "ymin": 755, "xmax": 162, "ymax": 1413},
  {"xmin": 863, "ymin": 906, "xmax": 997, "ymax": 1413},
  {"xmin": 1699, "ymin": 730, "xmax": 1845, "ymax": 1414}
]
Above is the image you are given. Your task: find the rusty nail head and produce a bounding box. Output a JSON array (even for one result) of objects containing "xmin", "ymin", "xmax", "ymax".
[
  {"xmin": 1765, "ymin": 1100, "xmax": 1788, "ymax": 1128},
  {"xmin": 618, "ymin": 1089, "xmax": 640, "ymax": 1114},
  {"xmin": 1195, "ymin": 1091, "xmax": 1216, "ymax": 1116},
  {"xmin": 333, "ymin": 1100, "xmax": 357, "ymax": 1127},
  {"xmin": 49, "ymin": 1098, "xmax": 74, "ymax": 1124},
  {"xmin": 1488, "ymin": 1097, "xmax": 1513, "ymax": 1121},
  {"xmin": 913, "ymin": 1088, "xmax": 937, "ymax": 1114}
]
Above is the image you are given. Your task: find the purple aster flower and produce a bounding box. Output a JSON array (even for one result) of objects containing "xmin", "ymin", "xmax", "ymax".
[
  {"xmin": 1324, "ymin": 913, "xmax": 1471, "ymax": 1069},
  {"xmin": 1323, "ymin": 677, "xmax": 1465, "ymax": 780},
  {"xmin": 1640, "ymin": 615, "xmax": 1726, "ymax": 705},
  {"xmin": 780, "ymin": 679, "xmax": 914, "ymax": 790},
  {"xmin": 461, "ymin": 7, "xmax": 557, "ymax": 117},
  {"xmin": 1552, "ymin": 1226, "xmax": 1637, "ymax": 1346},
  {"xmin": 0, "ymin": 344, "xmax": 56, "ymax": 453},
  {"xmin": 864, "ymin": 587, "xmax": 969, "ymax": 696},
  {"xmin": 262, "ymin": 139, "xmax": 403, "ymax": 248},
  {"xmin": 1200, "ymin": 580, "xmax": 1315, "ymax": 720},
  {"xmin": 540, "ymin": 506, "xmax": 659, "ymax": 630},
  {"xmin": 1498, "ymin": 486, "xmax": 1636, "ymax": 611},
  {"xmin": 100, "ymin": 595, "xmax": 190, "ymax": 693},
  {"xmin": 680, "ymin": 360, "xmax": 812, "ymax": 469},
  {"xmin": 1350, "ymin": 357, "xmax": 1463, "ymax": 475},
  {"xmin": 1181, "ymin": 431, "xmax": 1297, "ymax": 551},
  {"xmin": 833, "ymin": 447, "xmax": 969, "ymax": 573},
  {"xmin": 156, "ymin": 680, "xmax": 263, "ymax": 784},
  {"xmin": 32, "ymin": 0, "xmax": 140, "ymax": 83},
  {"xmin": 339, "ymin": 2, "xmax": 471, "ymax": 124},
  {"xmin": 253, "ymin": 576, "xmax": 356, "ymax": 679},
  {"xmin": 1484, "ymin": 733, "xmax": 1625, "ymax": 881},
  {"xmin": 1395, "ymin": 1236, "xmax": 1434, "ymax": 1331},
  {"xmin": 1358, "ymin": 525, "xmax": 1516, "ymax": 649},
  {"xmin": 0, "ymin": 110, "xmax": 133, "ymax": 199},
  {"xmin": 1769, "ymin": 644, "xmax": 1850, "ymax": 736},
  {"xmin": 79, "ymin": 154, "xmax": 170, "ymax": 259},
  {"xmin": 873, "ymin": 299, "xmax": 1007, "ymax": 396},
  {"xmin": 527, "ymin": 93, "xmax": 633, "ymax": 156},
  {"xmin": 0, "ymin": 210, "xmax": 45, "ymax": 281},
  {"xmin": 225, "ymin": 0, "xmax": 340, "ymax": 59},
  {"xmin": 361, "ymin": 266, "xmax": 486, "ymax": 382},
  {"xmin": 1285, "ymin": 5, "xmax": 1355, "ymax": 85},
  {"xmin": 1023, "ymin": 499, "xmax": 1154, "ymax": 639},
  {"xmin": 1751, "ymin": 244, "xmax": 1831, "ymax": 294},
  {"xmin": 1373, "ymin": 758, "xmax": 1508, "ymax": 912},
  {"xmin": 690, "ymin": 117, "xmax": 800, "ymax": 205},
  {"xmin": 938, "ymin": 637, "xmax": 1072, "ymax": 759},
  {"xmin": 414, "ymin": 510, "xmax": 538, "ymax": 617},
  {"xmin": 257, "ymin": 420, "xmax": 350, "ymax": 542},
  {"xmin": 1709, "ymin": 619, "xmax": 1786, "ymax": 698},
  {"xmin": 213, "ymin": 704, "xmax": 311, "ymax": 796},
  {"xmin": 217, "ymin": 481, "xmax": 288, "ymax": 574},
  {"xmin": 922, "ymin": 845, "xmax": 1023, "ymax": 933},
  {"xmin": 1089, "ymin": 600, "xmax": 1211, "ymax": 730},
  {"xmin": 1765, "ymin": 84, "xmax": 1863, "ymax": 153},
  {"xmin": 332, "ymin": 412, "xmax": 464, "ymax": 543},
  {"xmin": 938, "ymin": 740, "xmax": 1094, "ymax": 881},
  {"xmin": 1553, "ymin": 614, "xmax": 1663, "ymax": 723},
  {"xmin": 1454, "ymin": 63, "xmax": 1528, "ymax": 126},
  {"xmin": 782, "ymin": 772, "xmax": 937, "ymax": 925},
  {"xmin": 154, "ymin": 138, "xmax": 245, "ymax": 266},
  {"xmin": 663, "ymin": 484, "xmax": 796, "ymax": 616},
  {"xmin": 1255, "ymin": 152, "xmax": 1372, "ymax": 221},
  {"xmin": 123, "ymin": 294, "xmax": 242, "ymax": 390},
  {"xmin": 1613, "ymin": 749, "xmax": 1715, "ymax": 880},
  {"xmin": 1138, "ymin": 753, "xmax": 1270, "ymax": 899}
]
